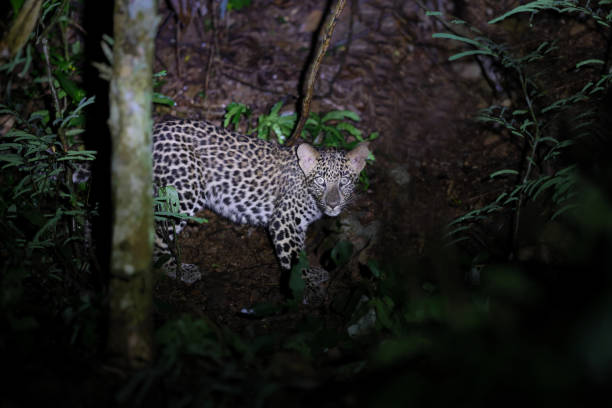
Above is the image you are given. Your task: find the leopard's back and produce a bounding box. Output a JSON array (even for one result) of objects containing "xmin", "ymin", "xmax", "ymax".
[{"xmin": 152, "ymin": 120, "xmax": 301, "ymax": 226}]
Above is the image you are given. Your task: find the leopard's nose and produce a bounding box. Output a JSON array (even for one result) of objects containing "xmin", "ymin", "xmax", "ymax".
[{"xmin": 325, "ymin": 185, "xmax": 341, "ymax": 208}]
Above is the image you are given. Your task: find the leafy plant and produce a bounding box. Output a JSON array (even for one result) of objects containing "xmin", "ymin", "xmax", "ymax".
[
  {"xmin": 227, "ymin": 0, "xmax": 252, "ymax": 12},
  {"xmin": 224, "ymin": 101, "xmax": 252, "ymax": 129},
  {"xmin": 431, "ymin": 1, "xmax": 612, "ymax": 252},
  {"xmin": 118, "ymin": 315, "xmax": 253, "ymax": 406},
  {"xmin": 254, "ymin": 100, "xmax": 297, "ymax": 144},
  {"xmin": 0, "ymin": 97, "xmax": 97, "ymax": 325},
  {"xmin": 153, "ymin": 185, "xmax": 206, "ymax": 270},
  {"xmin": 224, "ymin": 100, "xmax": 379, "ymax": 147},
  {"xmin": 152, "ymin": 70, "xmax": 176, "ymax": 107},
  {"xmin": 0, "ymin": 0, "xmax": 104, "ymax": 356}
]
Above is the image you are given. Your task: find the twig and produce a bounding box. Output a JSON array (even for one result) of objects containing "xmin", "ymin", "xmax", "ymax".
[
  {"xmin": 41, "ymin": 39, "xmax": 65, "ymax": 137},
  {"xmin": 511, "ymin": 70, "xmax": 541, "ymax": 258},
  {"xmin": 287, "ymin": 0, "xmax": 347, "ymax": 146}
]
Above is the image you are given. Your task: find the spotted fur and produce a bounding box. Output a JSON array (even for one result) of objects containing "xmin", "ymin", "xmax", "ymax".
[{"xmin": 153, "ymin": 119, "xmax": 370, "ymax": 301}]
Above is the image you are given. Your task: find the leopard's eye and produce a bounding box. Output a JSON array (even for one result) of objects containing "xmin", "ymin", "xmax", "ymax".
[
  {"xmin": 314, "ymin": 176, "xmax": 326, "ymax": 186},
  {"xmin": 339, "ymin": 177, "xmax": 350, "ymax": 186}
]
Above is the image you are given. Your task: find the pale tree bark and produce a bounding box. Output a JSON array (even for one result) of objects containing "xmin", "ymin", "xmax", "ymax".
[{"xmin": 107, "ymin": 0, "xmax": 159, "ymax": 368}]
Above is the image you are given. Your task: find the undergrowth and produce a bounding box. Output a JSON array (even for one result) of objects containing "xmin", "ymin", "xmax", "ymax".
[
  {"xmin": 430, "ymin": 1, "xmax": 612, "ymax": 258},
  {"xmin": 1, "ymin": 0, "xmax": 97, "ymax": 344}
]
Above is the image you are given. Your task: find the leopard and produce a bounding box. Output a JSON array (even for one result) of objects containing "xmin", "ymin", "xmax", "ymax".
[{"xmin": 152, "ymin": 119, "xmax": 370, "ymax": 304}]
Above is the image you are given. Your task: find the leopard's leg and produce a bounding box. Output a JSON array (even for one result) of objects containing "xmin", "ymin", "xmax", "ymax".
[
  {"xmin": 268, "ymin": 209, "xmax": 329, "ymax": 305},
  {"xmin": 154, "ymin": 218, "xmax": 202, "ymax": 285}
]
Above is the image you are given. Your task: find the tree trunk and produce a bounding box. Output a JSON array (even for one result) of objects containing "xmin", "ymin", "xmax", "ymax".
[{"xmin": 107, "ymin": 0, "xmax": 159, "ymax": 368}]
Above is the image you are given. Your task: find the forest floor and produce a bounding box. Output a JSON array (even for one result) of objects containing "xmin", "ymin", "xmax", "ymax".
[{"xmin": 152, "ymin": 0, "xmax": 518, "ymax": 334}]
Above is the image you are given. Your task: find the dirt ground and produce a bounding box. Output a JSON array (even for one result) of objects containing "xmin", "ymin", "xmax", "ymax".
[{"xmin": 152, "ymin": 0, "xmax": 519, "ymax": 333}]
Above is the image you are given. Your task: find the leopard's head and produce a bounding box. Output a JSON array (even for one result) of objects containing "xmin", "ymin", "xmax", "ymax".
[{"xmin": 297, "ymin": 142, "xmax": 370, "ymax": 216}]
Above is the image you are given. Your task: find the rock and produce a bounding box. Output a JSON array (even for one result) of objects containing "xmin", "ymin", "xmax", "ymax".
[
  {"xmin": 347, "ymin": 295, "xmax": 376, "ymax": 337},
  {"xmin": 339, "ymin": 212, "xmax": 380, "ymax": 265},
  {"xmin": 455, "ymin": 62, "xmax": 481, "ymax": 80},
  {"xmin": 389, "ymin": 165, "xmax": 411, "ymax": 186}
]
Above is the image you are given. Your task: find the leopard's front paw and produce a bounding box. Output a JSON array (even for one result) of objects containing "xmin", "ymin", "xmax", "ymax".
[
  {"xmin": 302, "ymin": 267, "xmax": 330, "ymax": 305},
  {"xmin": 166, "ymin": 263, "xmax": 202, "ymax": 285}
]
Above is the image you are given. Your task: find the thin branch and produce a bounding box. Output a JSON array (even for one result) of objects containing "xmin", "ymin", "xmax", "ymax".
[
  {"xmin": 41, "ymin": 38, "xmax": 64, "ymax": 131},
  {"xmin": 287, "ymin": 0, "xmax": 347, "ymax": 146},
  {"xmin": 511, "ymin": 69, "xmax": 541, "ymax": 257}
]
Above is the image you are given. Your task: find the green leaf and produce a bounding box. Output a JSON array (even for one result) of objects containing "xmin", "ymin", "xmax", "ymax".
[
  {"xmin": 65, "ymin": 128, "xmax": 85, "ymax": 136},
  {"xmin": 270, "ymin": 101, "xmax": 284, "ymax": 115},
  {"xmin": 445, "ymin": 225, "xmax": 471, "ymax": 238},
  {"xmin": 0, "ymin": 143, "xmax": 22, "ymax": 150},
  {"xmin": 32, "ymin": 209, "xmax": 62, "ymax": 243},
  {"xmin": 432, "ymin": 32, "xmax": 481, "ymax": 47},
  {"xmin": 57, "ymin": 150, "xmax": 97, "ymax": 161},
  {"xmin": 489, "ymin": 3, "xmax": 554, "ymax": 24},
  {"xmin": 449, "ymin": 49, "xmax": 495, "ymax": 61},
  {"xmin": 331, "ymin": 240, "xmax": 354, "ymax": 267},
  {"xmin": 289, "ymin": 251, "xmax": 309, "ymax": 300},
  {"xmin": 576, "ymin": 59, "xmax": 604, "ymax": 69},
  {"xmin": 533, "ymin": 177, "xmax": 563, "ymax": 200},
  {"xmin": 367, "ymin": 260, "xmax": 382, "ymax": 278},
  {"xmin": 551, "ymin": 203, "xmax": 579, "ymax": 220},
  {"xmin": 0, "ymin": 153, "xmax": 25, "ymax": 168},
  {"xmin": 336, "ymin": 122, "xmax": 362, "ymax": 138},
  {"xmin": 490, "ymin": 169, "xmax": 519, "ymax": 178},
  {"xmin": 54, "ymin": 71, "xmax": 86, "ymax": 103},
  {"xmin": 29, "ymin": 110, "xmax": 50, "ymax": 124},
  {"xmin": 58, "ymin": 96, "xmax": 95, "ymax": 129},
  {"xmin": 227, "ymin": 0, "xmax": 252, "ymax": 11},
  {"xmin": 157, "ymin": 185, "xmax": 181, "ymax": 213},
  {"xmin": 152, "ymin": 92, "xmax": 175, "ymax": 106},
  {"xmin": 371, "ymin": 297, "xmax": 395, "ymax": 331},
  {"xmin": 224, "ymin": 102, "xmax": 251, "ymax": 127},
  {"xmin": 321, "ymin": 110, "xmax": 360, "ymax": 123}
]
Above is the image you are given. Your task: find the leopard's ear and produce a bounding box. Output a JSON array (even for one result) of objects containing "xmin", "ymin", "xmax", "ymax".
[
  {"xmin": 346, "ymin": 142, "xmax": 370, "ymax": 173},
  {"xmin": 297, "ymin": 143, "xmax": 319, "ymax": 175}
]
